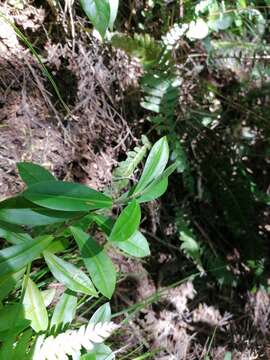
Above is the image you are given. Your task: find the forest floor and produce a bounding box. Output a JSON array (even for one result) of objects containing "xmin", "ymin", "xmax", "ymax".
[{"xmin": 1, "ymin": 1, "xmax": 270, "ymax": 359}]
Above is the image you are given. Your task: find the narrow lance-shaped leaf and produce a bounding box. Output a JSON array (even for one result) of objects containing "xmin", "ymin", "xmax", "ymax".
[
  {"xmin": 70, "ymin": 227, "xmax": 116, "ymax": 298},
  {"xmin": 23, "ymin": 278, "xmax": 49, "ymax": 332},
  {"xmin": 136, "ymin": 162, "xmax": 177, "ymax": 202},
  {"xmin": 0, "ymin": 220, "xmax": 32, "ymax": 245},
  {"xmin": 23, "ymin": 181, "xmax": 112, "ymax": 212},
  {"xmin": 134, "ymin": 137, "xmax": 169, "ymax": 194},
  {"xmin": 17, "ymin": 162, "xmax": 55, "ymax": 186},
  {"xmin": 109, "ymin": 201, "xmax": 141, "ymax": 242},
  {"xmin": 50, "ymin": 292, "xmax": 77, "ymax": 331},
  {"xmin": 0, "ymin": 235, "xmax": 53, "ymax": 277},
  {"xmin": 0, "ymin": 197, "xmax": 83, "ymax": 227},
  {"xmin": 81, "ymin": 0, "xmax": 111, "ymax": 38},
  {"xmin": 108, "ymin": 0, "xmax": 119, "ymax": 29},
  {"xmin": 137, "ymin": 177, "xmax": 168, "ymax": 203},
  {"xmin": 44, "ymin": 251, "xmax": 98, "ymax": 296}
]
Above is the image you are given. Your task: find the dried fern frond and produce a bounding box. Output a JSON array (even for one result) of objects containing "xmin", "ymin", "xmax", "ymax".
[{"xmin": 32, "ymin": 321, "xmax": 118, "ymax": 360}]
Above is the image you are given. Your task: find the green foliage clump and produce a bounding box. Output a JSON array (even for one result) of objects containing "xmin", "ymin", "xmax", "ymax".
[{"xmin": 0, "ymin": 138, "xmax": 175, "ymax": 358}]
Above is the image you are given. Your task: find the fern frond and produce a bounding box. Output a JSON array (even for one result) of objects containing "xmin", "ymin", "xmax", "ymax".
[
  {"xmin": 176, "ymin": 213, "xmax": 204, "ymax": 272},
  {"xmin": 162, "ymin": 23, "xmax": 188, "ymax": 50},
  {"xmin": 32, "ymin": 321, "xmax": 118, "ymax": 360},
  {"xmin": 208, "ymin": 36, "xmax": 270, "ymax": 77},
  {"xmin": 141, "ymin": 74, "xmax": 180, "ymax": 114},
  {"xmin": 113, "ymin": 135, "xmax": 151, "ymax": 191},
  {"xmin": 111, "ymin": 33, "xmax": 163, "ymax": 69}
]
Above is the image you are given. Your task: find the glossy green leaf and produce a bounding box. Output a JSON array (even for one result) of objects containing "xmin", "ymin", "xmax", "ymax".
[
  {"xmin": 70, "ymin": 227, "xmax": 116, "ymax": 298},
  {"xmin": 0, "ymin": 336, "xmax": 15, "ymax": 359},
  {"xmin": 108, "ymin": 0, "xmax": 119, "ymax": 29},
  {"xmin": 137, "ymin": 177, "xmax": 168, "ymax": 203},
  {"xmin": 44, "ymin": 251, "xmax": 98, "ymax": 296},
  {"xmin": 0, "ymin": 269, "xmax": 25, "ymax": 302},
  {"xmin": 23, "ymin": 181, "xmax": 112, "ymax": 212},
  {"xmin": 90, "ymin": 303, "xmax": 111, "ymax": 325},
  {"xmin": 0, "ymin": 304, "xmax": 29, "ymax": 340},
  {"xmin": 11, "ymin": 329, "xmax": 33, "ymax": 360},
  {"xmin": 134, "ymin": 137, "xmax": 169, "ymax": 194},
  {"xmin": 80, "ymin": 0, "xmax": 110, "ymax": 37},
  {"xmin": 23, "ymin": 278, "xmax": 49, "ymax": 332},
  {"xmin": 17, "ymin": 162, "xmax": 55, "ymax": 186},
  {"xmin": 109, "ymin": 201, "xmax": 141, "ymax": 242},
  {"xmin": 50, "ymin": 292, "xmax": 77, "ymax": 331},
  {"xmin": 0, "ymin": 235, "xmax": 53, "ymax": 277},
  {"xmin": 136, "ymin": 162, "xmax": 177, "ymax": 202},
  {"xmin": 0, "ymin": 207, "xmax": 81, "ymax": 227},
  {"xmin": 0, "ymin": 197, "xmax": 82, "ymax": 226},
  {"xmin": 0, "ymin": 220, "xmax": 32, "ymax": 245},
  {"xmin": 113, "ymin": 230, "xmax": 150, "ymax": 258}
]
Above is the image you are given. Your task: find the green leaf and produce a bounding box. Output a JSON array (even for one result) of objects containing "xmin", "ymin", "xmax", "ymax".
[
  {"xmin": 44, "ymin": 251, "xmax": 98, "ymax": 296},
  {"xmin": 137, "ymin": 177, "xmax": 168, "ymax": 203},
  {"xmin": 84, "ymin": 344, "xmax": 115, "ymax": 360},
  {"xmin": 134, "ymin": 137, "xmax": 169, "ymax": 194},
  {"xmin": 17, "ymin": 162, "xmax": 55, "ymax": 186},
  {"xmin": 70, "ymin": 227, "xmax": 116, "ymax": 298},
  {"xmin": 23, "ymin": 278, "xmax": 49, "ymax": 332},
  {"xmin": 0, "ymin": 207, "xmax": 81, "ymax": 227},
  {"xmin": 0, "ymin": 304, "xmax": 29, "ymax": 340},
  {"xmin": 136, "ymin": 162, "xmax": 177, "ymax": 201},
  {"xmin": 45, "ymin": 238, "xmax": 70, "ymax": 254},
  {"xmin": 50, "ymin": 292, "xmax": 77, "ymax": 331},
  {"xmin": 113, "ymin": 230, "xmax": 150, "ymax": 258},
  {"xmin": 80, "ymin": 0, "xmax": 110, "ymax": 38},
  {"xmin": 90, "ymin": 303, "xmax": 111, "ymax": 325},
  {"xmin": 0, "ymin": 220, "xmax": 32, "ymax": 245},
  {"xmin": 81, "ymin": 353, "xmax": 96, "ymax": 360},
  {"xmin": 11, "ymin": 329, "xmax": 33, "ymax": 360},
  {"xmin": 0, "ymin": 336, "xmax": 15, "ymax": 359},
  {"xmin": 0, "ymin": 197, "xmax": 82, "ymax": 227},
  {"xmin": 186, "ymin": 18, "xmax": 209, "ymax": 39},
  {"xmin": 0, "ymin": 269, "xmax": 25, "ymax": 302},
  {"xmin": 109, "ymin": 0, "xmax": 119, "ymax": 29},
  {"xmin": 92, "ymin": 215, "xmax": 150, "ymax": 257},
  {"xmin": 91, "ymin": 214, "xmax": 114, "ymax": 236},
  {"xmin": 109, "ymin": 201, "xmax": 141, "ymax": 242},
  {"xmin": 23, "ymin": 181, "xmax": 112, "ymax": 212},
  {"xmin": 0, "ymin": 235, "xmax": 53, "ymax": 277}
]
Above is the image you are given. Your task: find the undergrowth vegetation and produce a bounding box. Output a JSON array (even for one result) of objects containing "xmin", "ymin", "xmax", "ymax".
[
  {"xmin": 1, "ymin": 0, "xmax": 270, "ymax": 358},
  {"xmin": 0, "ymin": 137, "xmax": 175, "ymax": 358},
  {"xmin": 110, "ymin": 0, "xmax": 270, "ymax": 287}
]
